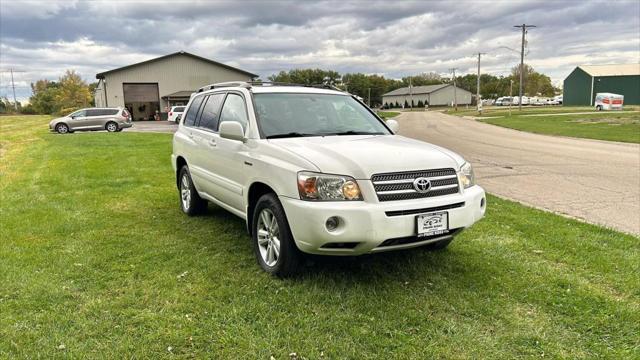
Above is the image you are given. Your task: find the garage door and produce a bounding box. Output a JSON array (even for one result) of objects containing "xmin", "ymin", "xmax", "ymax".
[{"xmin": 123, "ymin": 83, "xmax": 159, "ymax": 103}]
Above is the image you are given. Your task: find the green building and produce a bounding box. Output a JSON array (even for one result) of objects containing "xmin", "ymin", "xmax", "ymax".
[{"xmin": 563, "ymin": 64, "xmax": 640, "ymax": 106}]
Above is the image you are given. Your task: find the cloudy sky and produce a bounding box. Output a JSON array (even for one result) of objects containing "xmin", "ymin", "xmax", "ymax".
[{"xmin": 1, "ymin": 0, "xmax": 639, "ymax": 102}]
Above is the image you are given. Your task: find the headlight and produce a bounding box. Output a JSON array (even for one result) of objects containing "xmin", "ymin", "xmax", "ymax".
[
  {"xmin": 297, "ymin": 171, "xmax": 362, "ymax": 201},
  {"xmin": 458, "ymin": 162, "xmax": 475, "ymax": 189}
]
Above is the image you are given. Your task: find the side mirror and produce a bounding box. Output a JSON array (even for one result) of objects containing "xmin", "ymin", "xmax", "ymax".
[
  {"xmin": 219, "ymin": 121, "xmax": 245, "ymax": 142},
  {"xmin": 386, "ymin": 119, "xmax": 399, "ymax": 134}
]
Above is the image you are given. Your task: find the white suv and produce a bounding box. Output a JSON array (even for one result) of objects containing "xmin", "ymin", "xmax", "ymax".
[{"xmin": 172, "ymin": 82, "xmax": 486, "ymax": 276}]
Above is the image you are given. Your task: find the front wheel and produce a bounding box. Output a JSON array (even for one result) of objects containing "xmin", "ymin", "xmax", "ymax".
[
  {"xmin": 596, "ymin": 105, "xmax": 602, "ymax": 111},
  {"xmin": 252, "ymin": 193, "xmax": 302, "ymax": 277},
  {"xmin": 55, "ymin": 123, "xmax": 69, "ymax": 134}
]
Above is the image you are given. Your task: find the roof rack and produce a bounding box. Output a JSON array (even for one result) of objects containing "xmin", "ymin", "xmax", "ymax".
[{"xmin": 196, "ymin": 81, "xmax": 345, "ymax": 93}]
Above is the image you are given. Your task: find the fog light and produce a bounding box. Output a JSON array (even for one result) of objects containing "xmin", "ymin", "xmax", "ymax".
[{"xmin": 325, "ymin": 216, "xmax": 339, "ymax": 232}]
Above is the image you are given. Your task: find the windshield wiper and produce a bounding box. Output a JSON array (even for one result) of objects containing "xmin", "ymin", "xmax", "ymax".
[
  {"xmin": 265, "ymin": 132, "xmax": 318, "ymax": 139},
  {"xmin": 323, "ymin": 131, "xmax": 385, "ymax": 136}
]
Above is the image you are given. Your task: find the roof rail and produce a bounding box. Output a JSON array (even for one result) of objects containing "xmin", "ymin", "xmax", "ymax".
[
  {"xmin": 196, "ymin": 81, "xmax": 346, "ymax": 93},
  {"xmin": 196, "ymin": 81, "xmax": 251, "ymax": 93}
]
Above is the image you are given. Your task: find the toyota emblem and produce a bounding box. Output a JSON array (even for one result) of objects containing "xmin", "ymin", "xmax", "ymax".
[{"xmin": 413, "ymin": 177, "xmax": 431, "ymax": 193}]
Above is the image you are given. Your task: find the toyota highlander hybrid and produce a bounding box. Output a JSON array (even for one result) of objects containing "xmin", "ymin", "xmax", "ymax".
[{"xmin": 172, "ymin": 82, "xmax": 486, "ymax": 276}]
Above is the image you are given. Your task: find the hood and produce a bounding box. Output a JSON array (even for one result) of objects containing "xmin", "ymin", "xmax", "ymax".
[{"xmin": 269, "ymin": 135, "xmax": 465, "ymax": 179}]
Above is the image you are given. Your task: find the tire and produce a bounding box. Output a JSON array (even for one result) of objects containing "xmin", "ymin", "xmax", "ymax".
[
  {"xmin": 424, "ymin": 237, "xmax": 454, "ymax": 251},
  {"xmin": 116, "ymin": 128, "xmax": 123, "ymax": 132},
  {"xmin": 596, "ymin": 105, "xmax": 602, "ymax": 111},
  {"xmin": 252, "ymin": 193, "xmax": 302, "ymax": 277},
  {"xmin": 178, "ymin": 166, "xmax": 207, "ymax": 216},
  {"xmin": 106, "ymin": 122, "xmax": 118, "ymax": 132},
  {"xmin": 55, "ymin": 123, "xmax": 69, "ymax": 134}
]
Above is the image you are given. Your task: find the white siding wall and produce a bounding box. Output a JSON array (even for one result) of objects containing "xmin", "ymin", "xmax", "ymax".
[
  {"xmin": 382, "ymin": 85, "xmax": 473, "ymax": 107},
  {"xmin": 96, "ymin": 54, "xmax": 254, "ymax": 110}
]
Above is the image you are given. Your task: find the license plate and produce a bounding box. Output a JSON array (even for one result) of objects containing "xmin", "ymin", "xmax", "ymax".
[{"xmin": 416, "ymin": 211, "xmax": 449, "ymax": 237}]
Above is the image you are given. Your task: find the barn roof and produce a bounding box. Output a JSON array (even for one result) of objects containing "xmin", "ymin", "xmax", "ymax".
[
  {"xmin": 578, "ymin": 64, "xmax": 640, "ymax": 77},
  {"xmin": 383, "ymin": 84, "xmax": 452, "ymax": 96},
  {"xmin": 96, "ymin": 51, "xmax": 258, "ymax": 79}
]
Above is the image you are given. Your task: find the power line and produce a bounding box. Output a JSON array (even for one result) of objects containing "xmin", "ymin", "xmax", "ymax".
[{"xmin": 514, "ymin": 24, "xmax": 536, "ymax": 111}]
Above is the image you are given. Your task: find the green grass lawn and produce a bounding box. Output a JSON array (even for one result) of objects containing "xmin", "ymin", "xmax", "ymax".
[
  {"xmin": 479, "ymin": 112, "xmax": 640, "ymax": 143},
  {"xmin": 1, "ymin": 116, "xmax": 638, "ymax": 358},
  {"xmin": 377, "ymin": 111, "xmax": 400, "ymax": 119}
]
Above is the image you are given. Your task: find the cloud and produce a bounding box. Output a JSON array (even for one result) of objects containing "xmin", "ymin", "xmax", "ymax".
[{"xmin": 1, "ymin": 0, "xmax": 638, "ymax": 101}]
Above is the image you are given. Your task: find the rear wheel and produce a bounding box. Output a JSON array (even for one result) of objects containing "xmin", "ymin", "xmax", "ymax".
[
  {"xmin": 178, "ymin": 166, "xmax": 206, "ymax": 215},
  {"xmin": 106, "ymin": 122, "xmax": 118, "ymax": 132},
  {"xmin": 596, "ymin": 105, "xmax": 603, "ymax": 111},
  {"xmin": 252, "ymin": 193, "xmax": 302, "ymax": 277},
  {"xmin": 55, "ymin": 123, "xmax": 69, "ymax": 134}
]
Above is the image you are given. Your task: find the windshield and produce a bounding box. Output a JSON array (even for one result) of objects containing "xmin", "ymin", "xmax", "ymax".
[{"xmin": 253, "ymin": 93, "xmax": 391, "ymax": 138}]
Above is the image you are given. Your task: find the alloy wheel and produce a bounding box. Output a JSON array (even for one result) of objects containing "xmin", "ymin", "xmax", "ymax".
[
  {"xmin": 180, "ymin": 174, "xmax": 191, "ymax": 210},
  {"xmin": 256, "ymin": 208, "xmax": 280, "ymax": 267},
  {"xmin": 107, "ymin": 123, "xmax": 118, "ymax": 132},
  {"xmin": 57, "ymin": 124, "xmax": 68, "ymax": 134}
]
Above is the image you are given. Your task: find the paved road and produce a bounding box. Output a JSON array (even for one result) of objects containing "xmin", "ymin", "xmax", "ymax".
[
  {"xmin": 125, "ymin": 121, "xmax": 178, "ymax": 133},
  {"xmin": 396, "ymin": 111, "xmax": 640, "ymax": 235}
]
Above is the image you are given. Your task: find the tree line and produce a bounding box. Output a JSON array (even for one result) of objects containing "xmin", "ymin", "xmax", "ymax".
[
  {"xmin": 268, "ymin": 64, "xmax": 558, "ymax": 107},
  {"xmin": 5, "ymin": 64, "xmax": 558, "ymax": 115}
]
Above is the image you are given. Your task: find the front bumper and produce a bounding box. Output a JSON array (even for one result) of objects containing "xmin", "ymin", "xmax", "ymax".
[{"xmin": 281, "ymin": 185, "xmax": 486, "ymax": 255}]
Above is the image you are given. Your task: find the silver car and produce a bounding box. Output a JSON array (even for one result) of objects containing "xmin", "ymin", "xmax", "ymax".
[{"xmin": 49, "ymin": 108, "xmax": 133, "ymax": 134}]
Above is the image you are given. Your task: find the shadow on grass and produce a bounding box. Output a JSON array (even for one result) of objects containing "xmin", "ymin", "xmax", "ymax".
[{"xmin": 189, "ymin": 203, "xmax": 480, "ymax": 288}]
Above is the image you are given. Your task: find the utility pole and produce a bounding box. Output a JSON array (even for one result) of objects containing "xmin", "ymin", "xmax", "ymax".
[
  {"xmin": 10, "ymin": 69, "xmax": 18, "ymax": 111},
  {"xmin": 514, "ymin": 24, "xmax": 536, "ymax": 111},
  {"xmin": 409, "ymin": 77, "xmax": 413, "ymax": 111},
  {"xmin": 449, "ymin": 68, "xmax": 458, "ymax": 111},
  {"xmin": 475, "ymin": 52, "xmax": 485, "ymax": 114},
  {"xmin": 367, "ymin": 87, "xmax": 371, "ymax": 107}
]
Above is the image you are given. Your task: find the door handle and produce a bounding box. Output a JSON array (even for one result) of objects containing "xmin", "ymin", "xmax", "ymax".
[{"xmin": 208, "ymin": 139, "xmax": 217, "ymax": 147}]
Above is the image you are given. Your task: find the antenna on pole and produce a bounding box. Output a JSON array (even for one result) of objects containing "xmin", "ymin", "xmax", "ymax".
[{"xmin": 513, "ymin": 24, "xmax": 536, "ymax": 111}]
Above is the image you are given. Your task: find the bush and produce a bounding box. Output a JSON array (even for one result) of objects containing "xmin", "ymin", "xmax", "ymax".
[
  {"xmin": 404, "ymin": 100, "xmax": 409, "ymax": 108},
  {"xmin": 417, "ymin": 100, "xmax": 424, "ymax": 107}
]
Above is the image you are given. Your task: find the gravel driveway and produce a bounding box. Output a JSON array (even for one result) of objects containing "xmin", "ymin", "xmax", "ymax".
[{"xmin": 396, "ymin": 111, "xmax": 640, "ymax": 235}]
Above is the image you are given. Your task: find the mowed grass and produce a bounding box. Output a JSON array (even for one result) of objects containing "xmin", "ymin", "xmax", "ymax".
[
  {"xmin": 1, "ymin": 116, "xmax": 639, "ymax": 358},
  {"xmin": 377, "ymin": 111, "xmax": 400, "ymax": 119},
  {"xmin": 479, "ymin": 112, "xmax": 640, "ymax": 143}
]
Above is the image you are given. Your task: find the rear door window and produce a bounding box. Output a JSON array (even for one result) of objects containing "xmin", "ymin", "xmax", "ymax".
[
  {"xmin": 197, "ymin": 93, "xmax": 226, "ymax": 131},
  {"xmin": 86, "ymin": 109, "xmax": 100, "ymax": 117},
  {"xmin": 184, "ymin": 96, "xmax": 205, "ymax": 127}
]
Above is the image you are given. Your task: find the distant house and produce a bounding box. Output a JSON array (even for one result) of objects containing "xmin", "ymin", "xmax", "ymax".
[
  {"xmin": 382, "ymin": 84, "xmax": 473, "ymax": 107},
  {"xmin": 94, "ymin": 51, "xmax": 258, "ymax": 120},
  {"xmin": 563, "ymin": 64, "xmax": 640, "ymax": 106}
]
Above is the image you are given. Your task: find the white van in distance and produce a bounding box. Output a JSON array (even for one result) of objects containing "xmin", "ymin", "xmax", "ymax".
[{"xmin": 594, "ymin": 93, "xmax": 624, "ymax": 111}]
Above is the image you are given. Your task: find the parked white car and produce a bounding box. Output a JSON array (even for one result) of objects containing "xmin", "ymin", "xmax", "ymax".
[
  {"xmin": 172, "ymin": 82, "xmax": 486, "ymax": 276},
  {"xmin": 168, "ymin": 106, "xmax": 186, "ymax": 123}
]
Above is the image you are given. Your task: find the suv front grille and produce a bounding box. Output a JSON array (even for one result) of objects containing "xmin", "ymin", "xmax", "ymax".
[{"xmin": 371, "ymin": 168, "xmax": 459, "ymax": 202}]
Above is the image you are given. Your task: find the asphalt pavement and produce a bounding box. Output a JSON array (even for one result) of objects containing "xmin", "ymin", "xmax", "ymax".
[{"xmin": 396, "ymin": 111, "xmax": 640, "ymax": 235}]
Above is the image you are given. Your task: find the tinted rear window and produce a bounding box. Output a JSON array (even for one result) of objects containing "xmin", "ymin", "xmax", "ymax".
[{"xmin": 184, "ymin": 96, "xmax": 205, "ymax": 126}]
